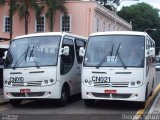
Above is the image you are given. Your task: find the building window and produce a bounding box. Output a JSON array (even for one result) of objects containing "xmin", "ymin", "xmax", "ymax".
[
  {"xmin": 3, "ymin": 16, "xmax": 11, "ymax": 32},
  {"xmin": 60, "ymin": 15, "xmax": 71, "ymax": 32},
  {"xmin": 35, "ymin": 16, "xmax": 45, "ymax": 32}
]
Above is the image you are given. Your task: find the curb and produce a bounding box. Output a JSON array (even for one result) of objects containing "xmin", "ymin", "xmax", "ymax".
[
  {"xmin": 136, "ymin": 84, "xmax": 160, "ymax": 119},
  {"xmin": 148, "ymin": 93, "xmax": 160, "ymax": 114}
]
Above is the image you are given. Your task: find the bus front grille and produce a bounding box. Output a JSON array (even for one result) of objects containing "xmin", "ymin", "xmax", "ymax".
[
  {"xmin": 12, "ymin": 81, "xmax": 42, "ymax": 87},
  {"xmin": 91, "ymin": 92, "xmax": 132, "ymax": 99},
  {"xmin": 92, "ymin": 93, "xmax": 110, "ymax": 98},
  {"xmin": 94, "ymin": 82, "xmax": 129, "ymax": 87},
  {"xmin": 11, "ymin": 92, "xmax": 45, "ymax": 97}
]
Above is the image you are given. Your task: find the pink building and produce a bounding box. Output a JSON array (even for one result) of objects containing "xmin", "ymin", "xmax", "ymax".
[{"xmin": 0, "ymin": 0, "xmax": 132, "ymax": 38}]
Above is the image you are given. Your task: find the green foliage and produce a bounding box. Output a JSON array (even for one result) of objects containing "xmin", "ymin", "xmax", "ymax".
[
  {"xmin": 118, "ymin": 3, "xmax": 160, "ymax": 31},
  {"xmin": 17, "ymin": 0, "xmax": 44, "ymax": 34},
  {"xmin": 117, "ymin": 3, "xmax": 160, "ymax": 54},
  {"xmin": 18, "ymin": 0, "xmax": 44, "ymax": 20},
  {"xmin": 0, "ymin": 0, "xmax": 5, "ymax": 4},
  {"xmin": 42, "ymin": 0, "xmax": 67, "ymax": 32},
  {"xmin": 96, "ymin": 0, "xmax": 119, "ymax": 11},
  {"xmin": 9, "ymin": 0, "xmax": 19, "ymax": 39}
]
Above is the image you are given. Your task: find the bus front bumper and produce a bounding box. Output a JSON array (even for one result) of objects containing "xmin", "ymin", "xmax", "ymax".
[
  {"xmin": 82, "ymin": 84, "xmax": 146, "ymax": 102},
  {"xmin": 4, "ymin": 84, "xmax": 61, "ymax": 100}
]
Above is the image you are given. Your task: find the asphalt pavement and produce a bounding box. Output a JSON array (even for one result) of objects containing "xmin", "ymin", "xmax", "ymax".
[{"xmin": 0, "ymin": 88, "xmax": 8, "ymax": 105}]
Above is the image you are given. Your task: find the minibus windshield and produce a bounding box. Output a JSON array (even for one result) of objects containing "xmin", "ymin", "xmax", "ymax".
[
  {"xmin": 84, "ymin": 35, "xmax": 145, "ymax": 68},
  {"xmin": 6, "ymin": 36, "xmax": 61, "ymax": 68}
]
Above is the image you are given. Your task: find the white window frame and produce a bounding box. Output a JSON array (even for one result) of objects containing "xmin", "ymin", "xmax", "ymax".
[
  {"xmin": 3, "ymin": 16, "xmax": 11, "ymax": 32},
  {"xmin": 35, "ymin": 15, "xmax": 46, "ymax": 32},
  {"xmin": 60, "ymin": 14, "xmax": 72, "ymax": 32}
]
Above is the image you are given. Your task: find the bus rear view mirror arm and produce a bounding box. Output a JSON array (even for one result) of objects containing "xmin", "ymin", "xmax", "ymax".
[
  {"xmin": 60, "ymin": 46, "xmax": 70, "ymax": 56},
  {"xmin": 3, "ymin": 51, "xmax": 8, "ymax": 59},
  {"xmin": 79, "ymin": 47, "xmax": 85, "ymax": 57}
]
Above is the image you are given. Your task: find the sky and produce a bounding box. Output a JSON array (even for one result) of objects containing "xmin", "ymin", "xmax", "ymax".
[{"xmin": 117, "ymin": 0, "xmax": 160, "ymax": 11}]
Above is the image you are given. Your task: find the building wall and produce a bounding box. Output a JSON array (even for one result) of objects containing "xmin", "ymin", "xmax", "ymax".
[{"xmin": 0, "ymin": 1, "xmax": 132, "ymax": 39}]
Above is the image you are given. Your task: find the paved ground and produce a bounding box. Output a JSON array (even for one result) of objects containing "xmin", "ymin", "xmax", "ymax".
[
  {"xmin": 0, "ymin": 88, "xmax": 9, "ymax": 104},
  {"xmin": 151, "ymin": 93, "xmax": 160, "ymax": 114},
  {"xmin": 0, "ymin": 88, "xmax": 6, "ymax": 104}
]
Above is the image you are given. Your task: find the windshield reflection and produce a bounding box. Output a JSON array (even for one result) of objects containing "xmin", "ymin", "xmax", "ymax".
[
  {"xmin": 6, "ymin": 36, "xmax": 61, "ymax": 68},
  {"xmin": 84, "ymin": 35, "xmax": 145, "ymax": 68}
]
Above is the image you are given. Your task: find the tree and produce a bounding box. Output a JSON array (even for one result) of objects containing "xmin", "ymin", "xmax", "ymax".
[
  {"xmin": 8, "ymin": 0, "xmax": 19, "ymax": 40},
  {"xmin": 96, "ymin": 0, "xmax": 120, "ymax": 11},
  {"xmin": 42, "ymin": 0, "xmax": 67, "ymax": 32},
  {"xmin": 17, "ymin": 0, "xmax": 44, "ymax": 34},
  {"xmin": 117, "ymin": 2, "xmax": 160, "ymax": 54},
  {"xmin": 0, "ymin": 0, "xmax": 5, "ymax": 4}
]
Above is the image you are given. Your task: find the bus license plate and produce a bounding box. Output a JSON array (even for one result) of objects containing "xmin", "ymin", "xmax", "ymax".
[
  {"xmin": 20, "ymin": 89, "xmax": 30, "ymax": 93},
  {"xmin": 104, "ymin": 90, "xmax": 117, "ymax": 94}
]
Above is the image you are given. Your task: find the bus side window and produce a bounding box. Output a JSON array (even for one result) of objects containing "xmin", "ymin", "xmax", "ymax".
[
  {"xmin": 75, "ymin": 39, "xmax": 86, "ymax": 64},
  {"xmin": 60, "ymin": 38, "xmax": 75, "ymax": 75}
]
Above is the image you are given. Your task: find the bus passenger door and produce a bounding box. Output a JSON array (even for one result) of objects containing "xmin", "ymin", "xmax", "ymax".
[
  {"xmin": 60, "ymin": 37, "xmax": 79, "ymax": 95},
  {"xmin": 74, "ymin": 39, "xmax": 86, "ymax": 92}
]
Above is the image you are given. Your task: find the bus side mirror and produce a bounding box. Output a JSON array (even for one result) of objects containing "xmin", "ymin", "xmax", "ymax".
[
  {"xmin": 60, "ymin": 46, "xmax": 69, "ymax": 56},
  {"xmin": 146, "ymin": 48, "xmax": 155, "ymax": 57},
  {"xmin": 149, "ymin": 48, "xmax": 155, "ymax": 56},
  {"xmin": 3, "ymin": 51, "xmax": 8, "ymax": 59},
  {"xmin": 79, "ymin": 47, "xmax": 85, "ymax": 57}
]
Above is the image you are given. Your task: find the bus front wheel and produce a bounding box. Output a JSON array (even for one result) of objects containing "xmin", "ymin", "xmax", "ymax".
[
  {"xmin": 9, "ymin": 99, "xmax": 22, "ymax": 107},
  {"xmin": 84, "ymin": 99, "xmax": 95, "ymax": 106},
  {"xmin": 137, "ymin": 86, "xmax": 148, "ymax": 109},
  {"xmin": 138, "ymin": 102, "xmax": 145, "ymax": 109},
  {"xmin": 58, "ymin": 86, "xmax": 69, "ymax": 107}
]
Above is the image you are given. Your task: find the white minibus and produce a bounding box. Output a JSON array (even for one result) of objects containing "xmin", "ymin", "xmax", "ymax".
[
  {"xmin": 3, "ymin": 32, "xmax": 86, "ymax": 106},
  {"xmin": 80, "ymin": 31, "xmax": 155, "ymax": 108}
]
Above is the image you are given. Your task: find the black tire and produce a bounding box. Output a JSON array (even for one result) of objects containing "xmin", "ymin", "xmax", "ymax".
[
  {"xmin": 84, "ymin": 99, "xmax": 95, "ymax": 106},
  {"xmin": 150, "ymin": 80, "xmax": 154, "ymax": 96},
  {"xmin": 138, "ymin": 102, "xmax": 145, "ymax": 109},
  {"xmin": 58, "ymin": 86, "xmax": 69, "ymax": 107},
  {"xmin": 145, "ymin": 85, "xmax": 148, "ymax": 100},
  {"xmin": 137, "ymin": 86, "xmax": 148, "ymax": 109},
  {"xmin": 10, "ymin": 99, "xmax": 22, "ymax": 107}
]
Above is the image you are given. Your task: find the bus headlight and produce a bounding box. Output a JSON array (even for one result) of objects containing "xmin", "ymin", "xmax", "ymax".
[
  {"xmin": 136, "ymin": 81, "xmax": 141, "ymax": 85},
  {"xmin": 83, "ymin": 79, "xmax": 93, "ymax": 86},
  {"xmin": 42, "ymin": 79, "xmax": 57, "ymax": 86},
  {"xmin": 85, "ymin": 79, "xmax": 88, "ymax": 83},
  {"xmin": 4, "ymin": 80, "xmax": 12, "ymax": 87},
  {"xmin": 131, "ymin": 81, "xmax": 135, "ymax": 86},
  {"xmin": 50, "ymin": 79, "xmax": 54, "ymax": 83},
  {"xmin": 44, "ymin": 80, "xmax": 48, "ymax": 84},
  {"xmin": 88, "ymin": 80, "xmax": 92, "ymax": 85},
  {"xmin": 5, "ymin": 80, "xmax": 8, "ymax": 85}
]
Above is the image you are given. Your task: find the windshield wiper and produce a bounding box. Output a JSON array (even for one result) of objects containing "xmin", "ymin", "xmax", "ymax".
[
  {"xmin": 96, "ymin": 44, "xmax": 114, "ymax": 69},
  {"xmin": 29, "ymin": 46, "xmax": 40, "ymax": 68},
  {"xmin": 12, "ymin": 45, "xmax": 29, "ymax": 69},
  {"xmin": 114, "ymin": 43, "xmax": 127, "ymax": 69},
  {"xmin": 118, "ymin": 52, "xmax": 127, "ymax": 69}
]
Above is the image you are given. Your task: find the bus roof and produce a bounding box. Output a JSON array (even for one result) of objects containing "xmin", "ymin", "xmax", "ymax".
[
  {"xmin": 90, "ymin": 31, "xmax": 148, "ymax": 37},
  {"xmin": 14, "ymin": 32, "xmax": 87, "ymax": 40}
]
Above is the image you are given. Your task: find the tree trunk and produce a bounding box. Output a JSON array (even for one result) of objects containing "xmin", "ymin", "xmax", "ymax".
[{"xmin": 25, "ymin": 9, "xmax": 29, "ymax": 34}]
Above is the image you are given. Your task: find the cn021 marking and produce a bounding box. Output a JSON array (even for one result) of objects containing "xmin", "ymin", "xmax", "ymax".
[
  {"xmin": 92, "ymin": 76, "xmax": 110, "ymax": 83},
  {"xmin": 9, "ymin": 77, "xmax": 24, "ymax": 83}
]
